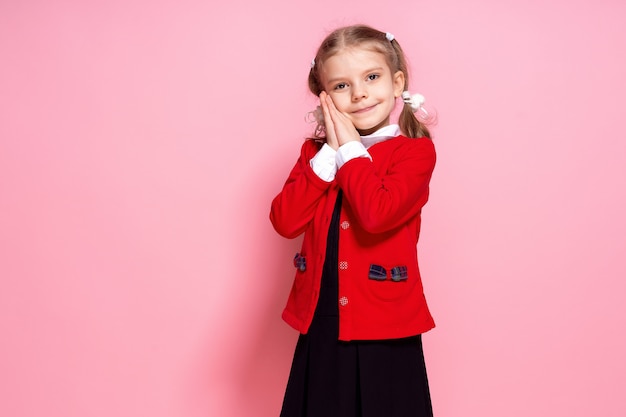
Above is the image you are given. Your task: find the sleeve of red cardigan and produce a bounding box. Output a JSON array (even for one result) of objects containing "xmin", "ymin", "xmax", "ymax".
[
  {"xmin": 270, "ymin": 140, "xmax": 333, "ymax": 239},
  {"xmin": 335, "ymin": 137, "xmax": 436, "ymax": 234}
]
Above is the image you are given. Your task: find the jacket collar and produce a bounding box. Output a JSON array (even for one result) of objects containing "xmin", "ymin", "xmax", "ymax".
[{"xmin": 360, "ymin": 124, "xmax": 401, "ymax": 149}]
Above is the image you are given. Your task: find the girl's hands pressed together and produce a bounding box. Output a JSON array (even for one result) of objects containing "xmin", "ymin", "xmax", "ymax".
[{"xmin": 319, "ymin": 91, "xmax": 361, "ymax": 150}]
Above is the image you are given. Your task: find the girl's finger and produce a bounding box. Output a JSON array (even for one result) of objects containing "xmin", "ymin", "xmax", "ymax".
[
  {"xmin": 319, "ymin": 92, "xmax": 338, "ymax": 150},
  {"xmin": 324, "ymin": 92, "xmax": 341, "ymax": 121}
]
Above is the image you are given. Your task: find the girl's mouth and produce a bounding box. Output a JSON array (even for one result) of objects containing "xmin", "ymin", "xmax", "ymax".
[{"xmin": 353, "ymin": 104, "xmax": 376, "ymax": 114}]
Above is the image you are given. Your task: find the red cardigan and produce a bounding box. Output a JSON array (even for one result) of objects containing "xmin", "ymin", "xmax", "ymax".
[{"xmin": 270, "ymin": 135, "xmax": 436, "ymax": 341}]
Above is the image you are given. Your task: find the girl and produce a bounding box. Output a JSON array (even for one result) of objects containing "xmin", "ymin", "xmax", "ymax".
[{"xmin": 270, "ymin": 24, "xmax": 436, "ymax": 417}]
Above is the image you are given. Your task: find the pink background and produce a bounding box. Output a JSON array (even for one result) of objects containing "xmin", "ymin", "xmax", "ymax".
[{"xmin": 1, "ymin": 1, "xmax": 625, "ymax": 416}]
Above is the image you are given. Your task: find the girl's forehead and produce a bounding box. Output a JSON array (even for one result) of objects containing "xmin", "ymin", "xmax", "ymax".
[
  {"xmin": 324, "ymin": 47, "xmax": 388, "ymax": 69},
  {"xmin": 328, "ymin": 44, "xmax": 384, "ymax": 59}
]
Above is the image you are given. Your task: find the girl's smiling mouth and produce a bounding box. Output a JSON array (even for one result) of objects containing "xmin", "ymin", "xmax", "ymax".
[{"xmin": 352, "ymin": 104, "xmax": 377, "ymax": 114}]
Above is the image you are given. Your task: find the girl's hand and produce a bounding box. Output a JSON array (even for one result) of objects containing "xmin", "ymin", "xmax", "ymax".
[
  {"xmin": 320, "ymin": 92, "xmax": 361, "ymax": 149},
  {"xmin": 319, "ymin": 92, "xmax": 338, "ymax": 150}
]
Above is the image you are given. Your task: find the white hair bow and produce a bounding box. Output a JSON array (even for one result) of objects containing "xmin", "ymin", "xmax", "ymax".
[
  {"xmin": 402, "ymin": 91, "xmax": 425, "ymax": 111},
  {"xmin": 402, "ymin": 91, "xmax": 429, "ymax": 119}
]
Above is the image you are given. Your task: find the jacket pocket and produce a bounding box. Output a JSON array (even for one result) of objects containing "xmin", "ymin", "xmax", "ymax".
[{"xmin": 365, "ymin": 263, "xmax": 414, "ymax": 301}]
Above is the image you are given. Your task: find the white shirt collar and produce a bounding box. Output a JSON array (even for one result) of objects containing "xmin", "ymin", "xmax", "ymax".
[{"xmin": 360, "ymin": 124, "xmax": 401, "ymax": 148}]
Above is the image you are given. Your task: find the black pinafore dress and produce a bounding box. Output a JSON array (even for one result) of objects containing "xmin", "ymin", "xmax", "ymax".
[{"xmin": 280, "ymin": 191, "xmax": 434, "ymax": 417}]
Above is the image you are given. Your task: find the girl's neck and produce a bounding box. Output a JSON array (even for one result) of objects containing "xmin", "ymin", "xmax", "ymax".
[{"xmin": 360, "ymin": 124, "xmax": 400, "ymax": 148}]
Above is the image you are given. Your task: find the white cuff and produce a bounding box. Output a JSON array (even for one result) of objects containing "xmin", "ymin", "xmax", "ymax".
[
  {"xmin": 336, "ymin": 141, "xmax": 371, "ymax": 169},
  {"xmin": 310, "ymin": 143, "xmax": 338, "ymax": 182}
]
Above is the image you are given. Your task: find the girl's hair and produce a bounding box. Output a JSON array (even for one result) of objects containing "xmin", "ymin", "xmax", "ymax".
[{"xmin": 308, "ymin": 24, "xmax": 431, "ymax": 139}]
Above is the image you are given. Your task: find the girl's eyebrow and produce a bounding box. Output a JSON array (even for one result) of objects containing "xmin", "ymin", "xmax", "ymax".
[{"xmin": 326, "ymin": 66, "xmax": 385, "ymax": 85}]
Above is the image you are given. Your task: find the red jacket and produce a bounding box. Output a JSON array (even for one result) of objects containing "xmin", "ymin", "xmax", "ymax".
[{"xmin": 270, "ymin": 135, "xmax": 436, "ymax": 341}]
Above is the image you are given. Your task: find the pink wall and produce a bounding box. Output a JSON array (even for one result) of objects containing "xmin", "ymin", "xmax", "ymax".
[{"xmin": 1, "ymin": 1, "xmax": 625, "ymax": 416}]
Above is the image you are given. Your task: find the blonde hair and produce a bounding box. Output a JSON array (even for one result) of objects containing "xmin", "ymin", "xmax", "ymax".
[{"xmin": 308, "ymin": 24, "xmax": 431, "ymax": 139}]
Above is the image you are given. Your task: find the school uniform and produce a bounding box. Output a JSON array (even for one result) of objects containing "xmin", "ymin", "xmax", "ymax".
[{"xmin": 270, "ymin": 125, "xmax": 436, "ymax": 417}]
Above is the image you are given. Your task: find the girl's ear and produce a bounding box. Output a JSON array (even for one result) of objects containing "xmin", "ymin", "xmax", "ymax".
[{"xmin": 392, "ymin": 71, "xmax": 405, "ymax": 97}]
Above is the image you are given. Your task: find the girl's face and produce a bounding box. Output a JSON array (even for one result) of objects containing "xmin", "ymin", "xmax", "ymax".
[{"xmin": 320, "ymin": 47, "xmax": 405, "ymax": 136}]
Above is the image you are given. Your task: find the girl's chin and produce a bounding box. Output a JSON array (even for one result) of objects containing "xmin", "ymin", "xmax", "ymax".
[
  {"xmin": 357, "ymin": 128, "xmax": 378, "ymax": 136},
  {"xmin": 356, "ymin": 122, "xmax": 387, "ymax": 136}
]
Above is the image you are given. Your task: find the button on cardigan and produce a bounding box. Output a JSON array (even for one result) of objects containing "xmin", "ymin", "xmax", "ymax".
[{"xmin": 270, "ymin": 134, "xmax": 436, "ymax": 341}]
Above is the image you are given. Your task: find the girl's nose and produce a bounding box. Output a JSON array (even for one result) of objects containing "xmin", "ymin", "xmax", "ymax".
[{"xmin": 352, "ymin": 84, "xmax": 367, "ymax": 101}]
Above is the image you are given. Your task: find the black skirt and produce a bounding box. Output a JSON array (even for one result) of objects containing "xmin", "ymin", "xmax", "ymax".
[{"xmin": 280, "ymin": 192, "xmax": 433, "ymax": 417}]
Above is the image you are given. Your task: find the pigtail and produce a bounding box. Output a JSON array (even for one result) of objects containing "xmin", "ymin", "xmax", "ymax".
[
  {"xmin": 306, "ymin": 59, "xmax": 327, "ymax": 140},
  {"xmin": 389, "ymin": 38, "xmax": 433, "ymax": 139},
  {"xmin": 399, "ymin": 104, "xmax": 431, "ymax": 139}
]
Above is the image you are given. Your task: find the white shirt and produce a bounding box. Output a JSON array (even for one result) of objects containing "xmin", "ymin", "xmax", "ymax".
[{"xmin": 310, "ymin": 124, "xmax": 401, "ymax": 182}]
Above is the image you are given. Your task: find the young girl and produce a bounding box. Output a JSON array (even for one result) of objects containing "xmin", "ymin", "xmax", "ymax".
[{"xmin": 270, "ymin": 24, "xmax": 436, "ymax": 417}]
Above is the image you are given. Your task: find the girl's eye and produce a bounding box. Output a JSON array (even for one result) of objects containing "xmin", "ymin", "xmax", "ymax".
[
  {"xmin": 334, "ymin": 83, "xmax": 348, "ymax": 90},
  {"xmin": 367, "ymin": 74, "xmax": 380, "ymax": 81}
]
